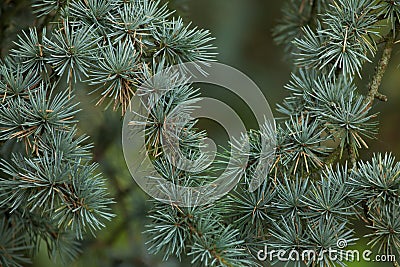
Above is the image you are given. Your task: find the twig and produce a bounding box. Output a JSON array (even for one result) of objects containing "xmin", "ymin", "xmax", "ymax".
[
  {"xmin": 347, "ymin": 143, "xmax": 357, "ymax": 169},
  {"xmin": 364, "ymin": 35, "xmax": 394, "ymax": 109}
]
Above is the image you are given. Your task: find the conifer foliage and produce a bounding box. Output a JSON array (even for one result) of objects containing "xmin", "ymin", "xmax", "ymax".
[
  {"xmin": 1, "ymin": 0, "xmax": 400, "ymax": 267},
  {"xmin": 145, "ymin": 1, "xmax": 400, "ymax": 266},
  {"xmin": 0, "ymin": 0, "xmax": 214, "ymax": 265}
]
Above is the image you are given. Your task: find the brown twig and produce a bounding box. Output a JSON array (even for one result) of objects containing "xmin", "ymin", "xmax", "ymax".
[
  {"xmin": 347, "ymin": 144, "xmax": 357, "ymax": 169},
  {"xmin": 364, "ymin": 35, "xmax": 394, "ymax": 109}
]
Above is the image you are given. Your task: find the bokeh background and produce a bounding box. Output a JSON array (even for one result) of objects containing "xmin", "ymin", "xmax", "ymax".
[{"xmin": 1, "ymin": 1, "xmax": 400, "ymax": 266}]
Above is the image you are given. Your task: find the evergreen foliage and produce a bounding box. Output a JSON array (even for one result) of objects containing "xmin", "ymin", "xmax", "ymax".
[
  {"xmin": 0, "ymin": 0, "xmax": 214, "ymax": 265},
  {"xmin": 1, "ymin": 0, "xmax": 400, "ymax": 266},
  {"xmin": 144, "ymin": 1, "xmax": 400, "ymax": 266}
]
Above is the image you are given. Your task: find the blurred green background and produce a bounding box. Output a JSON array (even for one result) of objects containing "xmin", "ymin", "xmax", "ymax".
[{"xmin": 1, "ymin": 1, "xmax": 400, "ymax": 266}]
